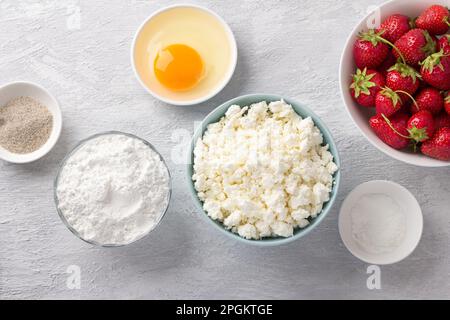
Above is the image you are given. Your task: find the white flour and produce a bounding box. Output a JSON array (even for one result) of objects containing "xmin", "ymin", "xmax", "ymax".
[
  {"xmin": 56, "ymin": 134, "xmax": 170, "ymax": 245},
  {"xmin": 350, "ymin": 193, "xmax": 406, "ymax": 254}
]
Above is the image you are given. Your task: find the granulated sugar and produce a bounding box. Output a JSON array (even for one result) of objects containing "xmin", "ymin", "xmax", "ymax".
[
  {"xmin": 350, "ymin": 193, "xmax": 406, "ymax": 254},
  {"xmin": 0, "ymin": 96, "xmax": 53, "ymax": 154},
  {"xmin": 56, "ymin": 134, "xmax": 171, "ymax": 246}
]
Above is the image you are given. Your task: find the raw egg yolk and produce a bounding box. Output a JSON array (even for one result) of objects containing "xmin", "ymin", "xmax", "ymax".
[{"xmin": 154, "ymin": 44, "xmax": 204, "ymax": 91}]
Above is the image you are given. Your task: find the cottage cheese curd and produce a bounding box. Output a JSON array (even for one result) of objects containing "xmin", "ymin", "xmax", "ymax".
[{"xmin": 192, "ymin": 100, "xmax": 338, "ymax": 240}]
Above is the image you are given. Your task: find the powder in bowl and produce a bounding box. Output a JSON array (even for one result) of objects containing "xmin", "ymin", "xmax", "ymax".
[
  {"xmin": 0, "ymin": 96, "xmax": 53, "ymax": 154},
  {"xmin": 56, "ymin": 133, "xmax": 171, "ymax": 246},
  {"xmin": 350, "ymin": 193, "xmax": 406, "ymax": 254}
]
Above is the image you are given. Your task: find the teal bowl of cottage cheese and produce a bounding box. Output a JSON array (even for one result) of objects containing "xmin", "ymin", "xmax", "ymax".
[{"xmin": 187, "ymin": 94, "xmax": 341, "ymax": 246}]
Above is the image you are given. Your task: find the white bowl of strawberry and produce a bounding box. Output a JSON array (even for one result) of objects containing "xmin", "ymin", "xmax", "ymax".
[{"xmin": 340, "ymin": 0, "xmax": 450, "ymax": 167}]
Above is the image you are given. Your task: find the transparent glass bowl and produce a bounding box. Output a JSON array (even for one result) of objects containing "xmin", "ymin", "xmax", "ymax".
[{"xmin": 54, "ymin": 131, "xmax": 172, "ymax": 247}]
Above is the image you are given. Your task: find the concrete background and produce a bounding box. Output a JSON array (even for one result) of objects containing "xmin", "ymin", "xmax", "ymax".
[{"xmin": 0, "ymin": 0, "xmax": 449, "ymax": 299}]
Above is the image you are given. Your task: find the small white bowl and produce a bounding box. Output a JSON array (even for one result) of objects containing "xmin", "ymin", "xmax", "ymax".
[
  {"xmin": 339, "ymin": 0, "xmax": 450, "ymax": 167},
  {"xmin": 0, "ymin": 81, "xmax": 62, "ymax": 163},
  {"xmin": 339, "ymin": 180, "xmax": 423, "ymax": 265},
  {"xmin": 131, "ymin": 4, "xmax": 238, "ymax": 106}
]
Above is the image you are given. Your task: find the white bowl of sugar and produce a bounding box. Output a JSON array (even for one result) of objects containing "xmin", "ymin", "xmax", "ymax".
[
  {"xmin": 0, "ymin": 81, "xmax": 62, "ymax": 163},
  {"xmin": 339, "ymin": 180, "xmax": 423, "ymax": 265}
]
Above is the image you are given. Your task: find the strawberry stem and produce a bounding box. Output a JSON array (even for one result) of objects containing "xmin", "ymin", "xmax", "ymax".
[
  {"xmin": 395, "ymin": 90, "xmax": 420, "ymax": 112},
  {"xmin": 381, "ymin": 113, "xmax": 410, "ymax": 139},
  {"xmin": 376, "ymin": 35, "xmax": 406, "ymax": 65}
]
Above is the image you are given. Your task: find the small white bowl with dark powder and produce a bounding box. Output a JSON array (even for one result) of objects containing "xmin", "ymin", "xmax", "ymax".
[{"xmin": 0, "ymin": 82, "xmax": 62, "ymax": 163}]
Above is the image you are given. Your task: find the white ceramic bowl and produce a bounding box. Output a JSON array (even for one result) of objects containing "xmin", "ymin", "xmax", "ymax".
[
  {"xmin": 339, "ymin": 180, "xmax": 423, "ymax": 265},
  {"xmin": 0, "ymin": 81, "xmax": 62, "ymax": 163},
  {"xmin": 131, "ymin": 4, "xmax": 238, "ymax": 106},
  {"xmin": 339, "ymin": 0, "xmax": 450, "ymax": 167}
]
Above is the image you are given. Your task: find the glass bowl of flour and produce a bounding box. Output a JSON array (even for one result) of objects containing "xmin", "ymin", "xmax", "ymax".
[{"xmin": 54, "ymin": 131, "xmax": 172, "ymax": 247}]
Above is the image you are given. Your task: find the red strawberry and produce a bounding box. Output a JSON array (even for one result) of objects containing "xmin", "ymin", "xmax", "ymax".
[
  {"xmin": 386, "ymin": 62, "xmax": 421, "ymax": 98},
  {"xmin": 413, "ymin": 87, "xmax": 444, "ymax": 115},
  {"xmin": 438, "ymin": 35, "xmax": 450, "ymax": 54},
  {"xmin": 407, "ymin": 110, "xmax": 435, "ymax": 143},
  {"xmin": 445, "ymin": 92, "xmax": 450, "ymax": 115},
  {"xmin": 421, "ymin": 127, "xmax": 450, "ymax": 160},
  {"xmin": 416, "ymin": 5, "xmax": 450, "ymax": 36},
  {"xmin": 350, "ymin": 68, "xmax": 385, "ymax": 108},
  {"xmin": 353, "ymin": 29, "xmax": 389, "ymax": 69},
  {"xmin": 378, "ymin": 51, "xmax": 398, "ymax": 77},
  {"xmin": 435, "ymin": 112, "xmax": 450, "ymax": 129},
  {"xmin": 377, "ymin": 14, "xmax": 412, "ymax": 43},
  {"xmin": 420, "ymin": 50, "xmax": 450, "ymax": 91},
  {"xmin": 393, "ymin": 29, "xmax": 437, "ymax": 65},
  {"xmin": 375, "ymin": 87, "xmax": 403, "ymax": 117},
  {"xmin": 369, "ymin": 113, "xmax": 410, "ymax": 149}
]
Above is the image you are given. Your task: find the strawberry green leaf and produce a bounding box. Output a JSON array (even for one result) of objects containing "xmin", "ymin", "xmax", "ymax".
[
  {"xmin": 381, "ymin": 87, "xmax": 401, "ymax": 106},
  {"xmin": 420, "ymin": 50, "xmax": 445, "ymax": 73},
  {"xmin": 359, "ymin": 29, "xmax": 385, "ymax": 46},
  {"xmin": 350, "ymin": 68, "xmax": 376, "ymax": 98},
  {"xmin": 407, "ymin": 125, "xmax": 429, "ymax": 143},
  {"xmin": 388, "ymin": 62, "xmax": 421, "ymax": 83},
  {"xmin": 445, "ymin": 16, "xmax": 450, "ymax": 27},
  {"xmin": 422, "ymin": 30, "xmax": 437, "ymax": 57}
]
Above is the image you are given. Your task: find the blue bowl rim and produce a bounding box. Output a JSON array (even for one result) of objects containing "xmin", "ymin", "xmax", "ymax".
[{"xmin": 186, "ymin": 94, "xmax": 341, "ymax": 246}]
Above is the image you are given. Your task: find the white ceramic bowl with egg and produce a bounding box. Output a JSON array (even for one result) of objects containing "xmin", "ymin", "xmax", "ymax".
[
  {"xmin": 131, "ymin": 4, "xmax": 238, "ymax": 106},
  {"xmin": 0, "ymin": 81, "xmax": 62, "ymax": 164},
  {"xmin": 339, "ymin": 0, "xmax": 450, "ymax": 167}
]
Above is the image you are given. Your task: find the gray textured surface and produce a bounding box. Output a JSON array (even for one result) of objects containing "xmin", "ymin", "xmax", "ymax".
[{"xmin": 0, "ymin": 0, "xmax": 449, "ymax": 300}]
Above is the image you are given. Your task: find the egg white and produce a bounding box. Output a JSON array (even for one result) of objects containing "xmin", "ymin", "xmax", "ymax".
[{"xmin": 134, "ymin": 7, "xmax": 233, "ymax": 102}]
